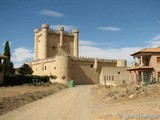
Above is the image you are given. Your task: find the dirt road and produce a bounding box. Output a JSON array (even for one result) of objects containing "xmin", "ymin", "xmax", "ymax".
[{"xmin": 0, "ymin": 85, "xmax": 106, "ymax": 120}]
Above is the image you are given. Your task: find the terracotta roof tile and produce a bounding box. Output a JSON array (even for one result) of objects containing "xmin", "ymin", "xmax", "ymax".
[
  {"xmin": 140, "ymin": 47, "xmax": 160, "ymax": 52},
  {"xmin": 131, "ymin": 47, "xmax": 160, "ymax": 56}
]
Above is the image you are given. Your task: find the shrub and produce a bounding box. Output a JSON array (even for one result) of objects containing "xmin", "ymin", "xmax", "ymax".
[
  {"xmin": 50, "ymin": 75, "xmax": 57, "ymax": 80},
  {"xmin": 3, "ymin": 74, "xmax": 49, "ymax": 86},
  {"xmin": 17, "ymin": 63, "xmax": 33, "ymax": 75}
]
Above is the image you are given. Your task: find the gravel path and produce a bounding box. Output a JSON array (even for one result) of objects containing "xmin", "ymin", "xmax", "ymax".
[{"xmin": 0, "ymin": 85, "xmax": 106, "ymax": 120}]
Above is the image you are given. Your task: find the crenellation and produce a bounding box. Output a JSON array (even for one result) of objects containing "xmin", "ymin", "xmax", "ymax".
[
  {"xmin": 48, "ymin": 29, "xmax": 59, "ymax": 34},
  {"xmin": 42, "ymin": 24, "xmax": 49, "ymax": 29},
  {"xmin": 48, "ymin": 29, "xmax": 74, "ymax": 36},
  {"xmin": 34, "ymin": 29, "xmax": 40, "ymax": 33},
  {"xmin": 70, "ymin": 56, "xmax": 117, "ymax": 63}
]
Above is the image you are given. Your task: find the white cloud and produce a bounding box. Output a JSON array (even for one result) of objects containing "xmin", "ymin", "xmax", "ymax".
[
  {"xmin": 153, "ymin": 34, "xmax": 160, "ymax": 41},
  {"xmin": 11, "ymin": 47, "xmax": 34, "ymax": 68},
  {"xmin": 50, "ymin": 25, "xmax": 75, "ymax": 31},
  {"xmin": 98, "ymin": 27, "xmax": 121, "ymax": 32},
  {"xmin": 79, "ymin": 40, "xmax": 95, "ymax": 46},
  {"xmin": 39, "ymin": 9, "xmax": 65, "ymax": 18},
  {"xmin": 146, "ymin": 34, "xmax": 160, "ymax": 47},
  {"xmin": 79, "ymin": 44, "xmax": 141, "ymax": 66},
  {"xmin": 79, "ymin": 34, "xmax": 160, "ymax": 67}
]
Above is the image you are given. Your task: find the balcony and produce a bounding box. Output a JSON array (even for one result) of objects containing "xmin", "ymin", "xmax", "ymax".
[
  {"xmin": 131, "ymin": 62, "xmax": 138, "ymax": 67},
  {"xmin": 131, "ymin": 55, "xmax": 151, "ymax": 67},
  {"xmin": 131, "ymin": 62, "xmax": 151, "ymax": 67}
]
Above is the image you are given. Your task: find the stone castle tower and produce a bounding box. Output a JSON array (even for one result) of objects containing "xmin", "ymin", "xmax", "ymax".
[
  {"xmin": 28, "ymin": 24, "xmax": 127, "ymax": 85},
  {"xmin": 34, "ymin": 24, "xmax": 79, "ymax": 60}
]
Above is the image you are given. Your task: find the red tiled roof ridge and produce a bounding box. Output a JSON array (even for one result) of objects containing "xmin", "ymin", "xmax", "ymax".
[
  {"xmin": 140, "ymin": 47, "xmax": 160, "ymax": 52},
  {"xmin": 131, "ymin": 47, "xmax": 160, "ymax": 56}
]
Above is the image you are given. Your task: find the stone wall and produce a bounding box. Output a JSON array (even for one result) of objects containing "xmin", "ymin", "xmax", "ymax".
[
  {"xmin": 71, "ymin": 60, "xmax": 98, "ymax": 84},
  {"xmin": 71, "ymin": 59, "xmax": 117, "ymax": 85},
  {"xmin": 99, "ymin": 67, "xmax": 128, "ymax": 86},
  {"xmin": 149, "ymin": 55, "xmax": 160, "ymax": 79},
  {"xmin": 30, "ymin": 56, "xmax": 118, "ymax": 85},
  {"xmin": 46, "ymin": 32, "xmax": 74, "ymax": 58}
]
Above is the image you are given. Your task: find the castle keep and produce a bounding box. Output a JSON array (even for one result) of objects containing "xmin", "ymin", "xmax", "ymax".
[{"xmin": 28, "ymin": 24, "xmax": 128, "ymax": 85}]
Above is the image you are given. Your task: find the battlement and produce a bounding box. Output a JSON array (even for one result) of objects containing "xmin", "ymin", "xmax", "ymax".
[
  {"xmin": 72, "ymin": 29, "xmax": 79, "ymax": 33},
  {"xmin": 34, "ymin": 29, "xmax": 40, "ymax": 33},
  {"xmin": 30, "ymin": 54, "xmax": 71, "ymax": 65},
  {"xmin": 48, "ymin": 29, "xmax": 74, "ymax": 36},
  {"xmin": 71, "ymin": 56, "xmax": 118, "ymax": 63},
  {"xmin": 30, "ymin": 53, "xmax": 126, "ymax": 65},
  {"xmin": 29, "ymin": 57, "xmax": 56, "ymax": 65},
  {"xmin": 42, "ymin": 24, "xmax": 49, "ymax": 29},
  {"xmin": 35, "ymin": 24, "xmax": 76, "ymax": 36}
]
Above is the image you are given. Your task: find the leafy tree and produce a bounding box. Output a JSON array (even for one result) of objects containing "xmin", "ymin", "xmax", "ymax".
[
  {"xmin": 2, "ymin": 41, "xmax": 15, "ymax": 74},
  {"xmin": 17, "ymin": 63, "xmax": 33, "ymax": 75}
]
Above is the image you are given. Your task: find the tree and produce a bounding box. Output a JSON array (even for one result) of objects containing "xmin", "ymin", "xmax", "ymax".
[
  {"xmin": 2, "ymin": 41, "xmax": 15, "ymax": 74},
  {"xmin": 17, "ymin": 63, "xmax": 33, "ymax": 75},
  {"xmin": 4, "ymin": 41, "xmax": 11, "ymax": 59}
]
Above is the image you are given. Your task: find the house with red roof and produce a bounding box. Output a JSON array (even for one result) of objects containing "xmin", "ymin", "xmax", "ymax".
[{"xmin": 127, "ymin": 47, "xmax": 160, "ymax": 85}]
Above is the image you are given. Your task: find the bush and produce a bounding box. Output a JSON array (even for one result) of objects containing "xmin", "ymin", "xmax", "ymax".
[
  {"xmin": 3, "ymin": 74, "xmax": 49, "ymax": 86},
  {"xmin": 50, "ymin": 75, "xmax": 57, "ymax": 80},
  {"xmin": 17, "ymin": 63, "xmax": 33, "ymax": 75}
]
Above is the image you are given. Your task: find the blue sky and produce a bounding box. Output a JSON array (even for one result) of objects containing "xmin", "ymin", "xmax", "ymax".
[{"xmin": 0, "ymin": 0, "xmax": 160, "ymax": 67}]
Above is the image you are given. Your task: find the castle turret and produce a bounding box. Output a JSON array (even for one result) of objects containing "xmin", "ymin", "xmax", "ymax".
[
  {"xmin": 117, "ymin": 60, "xmax": 127, "ymax": 67},
  {"xmin": 55, "ymin": 55, "xmax": 71, "ymax": 84},
  {"xmin": 41, "ymin": 24, "xmax": 49, "ymax": 59},
  {"xmin": 72, "ymin": 29, "xmax": 79, "ymax": 58},
  {"xmin": 59, "ymin": 27, "xmax": 64, "ymax": 47},
  {"xmin": 34, "ymin": 29, "xmax": 39, "ymax": 60}
]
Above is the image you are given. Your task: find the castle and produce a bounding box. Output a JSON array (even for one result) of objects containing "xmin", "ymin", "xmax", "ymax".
[{"xmin": 28, "ymin": 24, "xmax": 128, "ymax": 85}]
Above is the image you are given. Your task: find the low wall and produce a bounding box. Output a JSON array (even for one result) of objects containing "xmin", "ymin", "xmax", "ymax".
[{"xmin": 0, "ymin": 72, "xmax": 4, "ymax": 84}]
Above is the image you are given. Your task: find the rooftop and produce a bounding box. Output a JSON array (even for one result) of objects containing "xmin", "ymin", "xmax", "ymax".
[
  {"xmin": 127, "ymin": 66, "xmax": 153, "ymax": 71},
  {"xmin": 131, "ymin": 47, "xmax": 160, "ymax": 56},
  {"xmin": 0, "ymin": 54, "xmax": 8, "ymax": 59}
]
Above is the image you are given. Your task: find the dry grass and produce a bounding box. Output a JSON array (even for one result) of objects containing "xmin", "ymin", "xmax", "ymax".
[
  {"xmin": 0, "ymin": 82, "xmax": 67, "ymax": 115},
  {"xmin": 92, "ymin": 84, "xmax": 160, "ymax": 103},
  {"xmin": 92, "ymin": 84, "xmax": 160, "ymax": 120}
]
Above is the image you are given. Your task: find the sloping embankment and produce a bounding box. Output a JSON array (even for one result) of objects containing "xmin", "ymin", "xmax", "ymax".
[{"xmin": 0, "ymin": 83, "xmax": 67, "ymax": 115}]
